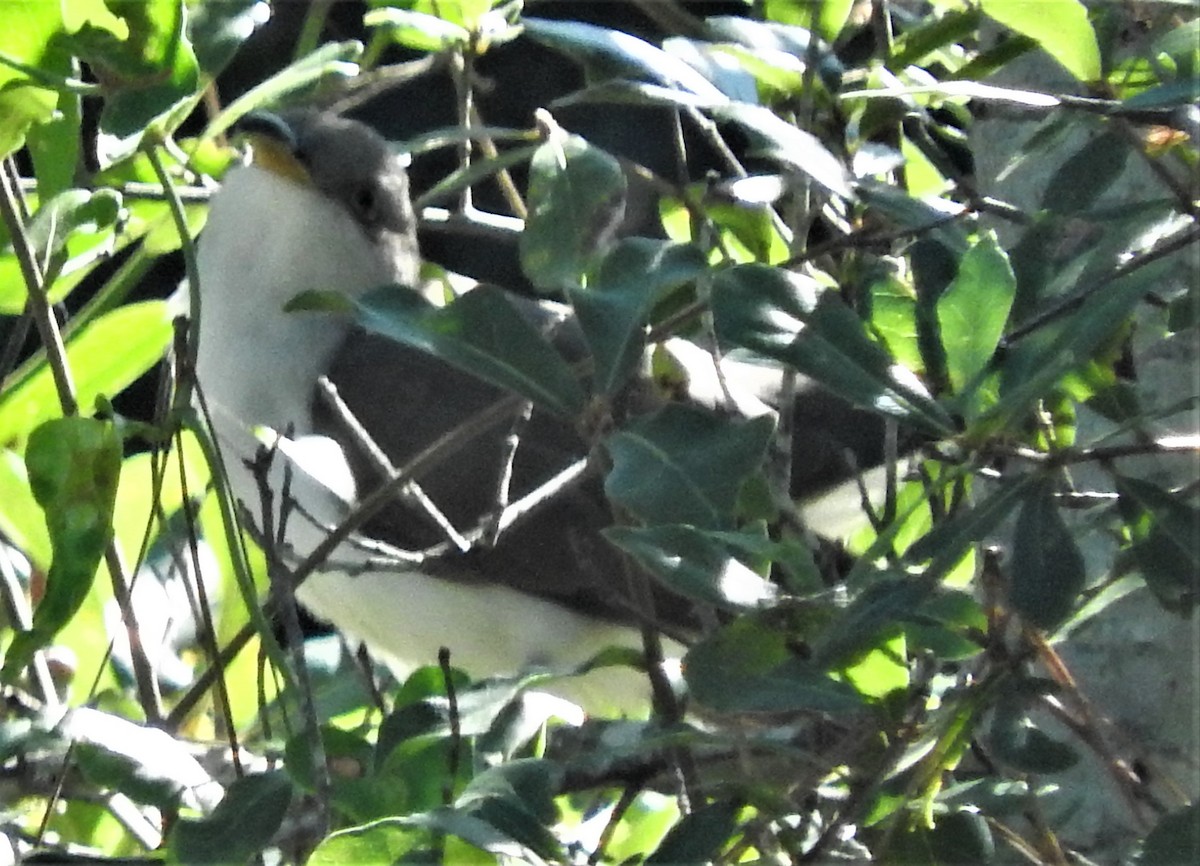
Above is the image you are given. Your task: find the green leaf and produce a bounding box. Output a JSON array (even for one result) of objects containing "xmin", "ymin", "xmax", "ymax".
[
  {"xmin": 890, "ymin": 7, "xmax": 983, "ymax": 69},
  {"xmin": 201, "ymin": 40, "xmax": 363, "ymax": 144},
  {"xmin": 410, "ymin": 0, "xmax": 497, "ymax": 32},
  {"xmin": 353, "ymin": 285, "xmax": 585, "ymax": 417},
  {"xmin": 907, "ymin": 475, "xmax": 1035, "ymax": 578},
  {"xmin": 989, "ymin": 684, "xmax": 1079, "ymax": 773},
  {"xmin": 709, "ymin": 102, "xmax": 854, "ymax": 200},
  {"xmin": 994, "ymin": 254, "xmax": 1178, "ymax": 431},
  {"xmin": 168, "ymin": 771, "xmax": 293, "ymax": 865},
  {"xmin": 1009, "ymin": 480, "xmax": 1085, "ymax": 630},
  {"xmin": 647, "ymin": 799, "xmax": 741, "ymax": 865},
  {"xmin": 1040, "ymin": 130, "xmax": 1131, "ymax": 216},
  {"xmin": 365, "ymin": 7, "xmax": 470, "ymax": 53},
  {"xmin": 603, "ymin": 524, "xmax": 778, "ymax": 611},
  {"xmin": 569, "ymin": 238, "xmax": 708, "ymax": 394},
  {"xmin": 64, "ymin": 0, "xmax": 202, "ymax": 154},
  {"xmin": 1117, "ymin": 477, "xmax": 1200, "ymax": 613},
  {"xmin": 2, "ymin": 417, "xmax": 120, "ymax": 681},
  {"xmin": 457, "ymin": 759, "xmax": 564, "ymax": 861},
  {"xmin": 522, "ymin": 17, "xmax": 726, "ymax": 99},
  {"xmin": 685, "ymin": 617, "xmax": 865, "ymax": 713},
  {"xmin": 519, "ymin": 130, "xmax": 626, "ymax": 291},
  {"xmin": 762, "ymin": 0, "xmax": 855, "ymax": 43},
  {"xmin": 68, "ymin": 707, "xmax": 216, "ymax": 811},
  {"xmin": 0, "ymin": 187, "xmax": 123, "ymax": 313},
  {"xmin": 415, "ymin": 141, "xmax": 539, "ymax": 210},
  {"xmin": 605, "ymin": 404, "xmax": 774, "ymax": 530},
  {"xmin": 890, "ymin": 810, "xmax": 996, "ymax": 865},
  {"xmin": 187, "ymin": 0, "xmax": 260, "ymax": 76},
  {"xmin": 1136, "ymin": 804, "xmax": 1200, "ymax": 866},
  {"xmin": 812, "ymin": 576, "xmax": 930, "ymax": 670},
  {"xmin": 936, "ymin": 232, "xmax": 1016, "ymax": 395},
  {"xmin": 309, "ymin": 819, "xmax": 424, "ymax": 866},
  {"xmin": 26, "ymin": 88, "xmax": 82, "ymax": 201},
  {"xmin": 0, "ymin": 300, "xmax": 174, "ymax": 447},
  {"xmin": 705, "ymin": 16, "xmax": 844, "ymax": 90},
  {"xmin": 980, "ymin": 0, "xmax": 1100, "ymax": 82},
  {"xmin": 0, "ymin": 449, "xmax": 51, "ymax": 566},
  {"xmin": 712, "ymin": 264, "xmax": 955, "ymax": 436},
  {"xmin": 0, "ymin": 0, "xmax": 65, "ymax": 157}
]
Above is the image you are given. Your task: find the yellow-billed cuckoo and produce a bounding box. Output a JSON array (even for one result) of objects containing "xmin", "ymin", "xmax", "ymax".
[
  {"xmin": 189, "ymin": 110, "xmax": 883, "ymax": 708},
  {"xmin": 192, "ymin": 110, "xmax": 693, "ymax": 708}
]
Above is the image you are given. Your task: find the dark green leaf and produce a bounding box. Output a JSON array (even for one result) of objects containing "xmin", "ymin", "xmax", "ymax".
[
  {"xmin": 856, "ymin": 181, "xmax": 970, "ymax": 256},
  {"xmin": 353, "ymin": 285, "xmax": 585, "ymax": 417},
  {"xmin": 570, "ymin": 238, "xmax": 708, "ymax": 393},
  {"xmin": 1009, "ymin": 480, "xmax": 1086, "ymax": 630},
  {"xmin": 1040, "ymin": 131, "xmax": 1131, "ymax": 216},
  {"xmin": 3, "ymin": 417, "xmax": 120, "ymax": 681},
  {"xmin": 712, "ymin": 264, "xmax": 954, "ymax": 435},
  {"xmin": 705, "ymin": 16, "xmax": 843, "ymax": 90},
  {"xmin": 647, "ymin": 799, "xmax": 741, "ymax": 865},
  {"xmin": 907, "ymin": 476, "xmax": 1034, "ymax": 577},
  {"xmin": 522, "ymin": 17, "xmax": 726, "ymax": 99},
  {"xmin": 989, "ymin": 686, "xmax": 1079, "ymax": 773},
  {"xmin": 811, "ymin": 576, "xmax": 930, "ymax": 670},
  {"xmin": 187, "ymin": 0, "xmax": 261, "ymax": 76},
  {"xmin": 458, "ymin": 759, "xmax": 563, "ymax": 859},
  {"xmin": 709, "ymin": 102, "xmax": 854, "ymax": 200},
  {"xmin": 995, "ymin": 255, "xmax": 1177, "ymax": 431},
  {"xmin": 685, "ymin": 617, "xmax": 865, "ymax": 713},
  {"xmin": 890, "ymin": 7, "xmax": 983, "ymax": 68},
  {"xmin": 169, "ymin": 771, "xmax": 293, "ymax": 865},
  {"xmin": 604, "ymin": 524, "xmax": 778, "ymax": 611},
  {"xmin": 890, "ymin": 809, "xmax": 996, "ymax": 865},
  {"xmin": 519, "ymin": 131, "xmax": 626, "ymax": 291},
  {"xmin": 65, "ymin": 706, "xmax": 217, "ymax": 812},
  {"xmin": 904, "ymin": 589, "xmax": 987, "ymax": 661},
  {"xmin": 1136, "ymin": 804, "xmax": 1200, "ymax": 866},
  {"xmin": 605, "ymin": 404, "xmax": 774, "ymax": 529},
  {"xmin": 1117, "ymin": 477, "xmax": 1200, "ymax": 613}
]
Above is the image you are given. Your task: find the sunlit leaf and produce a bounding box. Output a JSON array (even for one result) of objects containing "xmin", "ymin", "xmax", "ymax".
[
  {"xmin": 2, "ymin": 417, "xmax": 121, "ymax": 681},
  {"xmin": 0, "ymin": 300, "xmax": 174, "ymax": 448},
  {"xmin": 936, "ymin": 232, "xmax": 1016, "ymax": 395},
  {"xmin": 979, "ymin": 0, "xmax": 1100, "ymax": 82}
]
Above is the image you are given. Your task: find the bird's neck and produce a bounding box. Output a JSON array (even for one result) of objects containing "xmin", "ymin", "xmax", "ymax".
[{"xmin": 194, "ymin": 165, "xmax": 401, "ymax": 436}]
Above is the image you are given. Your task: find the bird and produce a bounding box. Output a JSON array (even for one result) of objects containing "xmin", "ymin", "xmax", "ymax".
[
  {"xmin": 184, "ymin": 109, "xmax": 887, "ymax": 713},
  {"xmin": 187, "ymin": 110, "xmax": 691, "ymax": 712}
]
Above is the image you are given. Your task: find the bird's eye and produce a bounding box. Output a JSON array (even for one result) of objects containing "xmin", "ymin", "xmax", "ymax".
[{"xmin": 352, "ymin": 184, "xmax": 378, "ymax": 224}]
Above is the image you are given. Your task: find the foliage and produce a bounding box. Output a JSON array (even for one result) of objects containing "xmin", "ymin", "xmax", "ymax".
[{"xmin": 0, "ymin": 1, "xmax": 1197, "ymax": 864}]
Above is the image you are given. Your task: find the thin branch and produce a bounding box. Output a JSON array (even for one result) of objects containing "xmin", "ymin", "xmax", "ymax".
[{"xmin": 1004, "ymin": 218, "xmax": 1200, "ymax": 345}]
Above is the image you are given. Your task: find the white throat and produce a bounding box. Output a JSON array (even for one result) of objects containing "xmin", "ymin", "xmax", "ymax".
[{"xmin": 194, "ymin": 164, "xmax": 398, "ymax": 436}]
